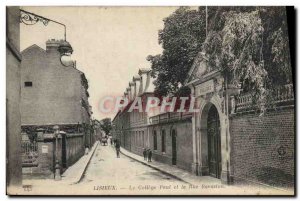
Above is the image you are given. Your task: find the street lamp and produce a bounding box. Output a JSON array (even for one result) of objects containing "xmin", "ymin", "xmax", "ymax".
[
  {"xmin": 53, "ymin": 125, "xmax": 61, "ymax": 181},
  {"xmin": 57, "ymin": 40, "xmax": 74, "ymax": 67},
  {"xmin": 20, "ymin": 9, "xmax": 74, "ymax": 67}
]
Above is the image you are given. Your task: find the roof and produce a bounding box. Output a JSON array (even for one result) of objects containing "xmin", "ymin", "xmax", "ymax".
[{"xmin": 21, "ymin": 44, "xmax": 46, "ymax": 54}]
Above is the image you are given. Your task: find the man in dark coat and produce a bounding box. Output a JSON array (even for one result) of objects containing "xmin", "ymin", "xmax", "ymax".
[
  {"xmin": 143, "ymin": 148, "xmax": 147, "ymax": 161},
  {"xmin": 115, "ymin": 139, "xmax": 121, "ymax": 158},
  {"xmin": 147, "ymin": 149, "xmax": 152, "ymax": 162}
]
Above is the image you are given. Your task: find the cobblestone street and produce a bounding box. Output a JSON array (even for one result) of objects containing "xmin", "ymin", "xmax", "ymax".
[{"xmin": 79, "ymin": 143, "xmax": 186, "ymax": 187}]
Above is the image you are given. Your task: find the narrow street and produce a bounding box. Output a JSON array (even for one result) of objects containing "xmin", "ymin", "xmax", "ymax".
[
  {"xmin": 80, "ymin": 141, "xmax": 185, "ymax": 188},
  {"xmin": 20, "ymin": 141, "xmax": 292, "ymax": 195}
]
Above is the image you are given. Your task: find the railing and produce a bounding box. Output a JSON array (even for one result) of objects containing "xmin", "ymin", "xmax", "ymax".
[
  {"xmin": 273, "ymin": 84, "xmax": 294, "ymax": 103},
  {"xmin": 236, "ymin": 84, "xmax": 294, "ymax": 112},
  {"xmin": 149, "ymin": 112, "xmax": 192, "ymax": 125},
  {"xmin": 21, "ymin": 141, "xmax": 39, "ymax": 167}
]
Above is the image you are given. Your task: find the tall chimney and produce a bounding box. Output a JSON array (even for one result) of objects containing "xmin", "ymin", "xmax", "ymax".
[
  {"xmin": 145, "ymin": 72, "xmax": 155, "ymax": 93},
  {"xmin": 124, "ymin": 91, "xmax": 128, "ymax": 102},
  {"xmin": 139, "ymin": 68, "xmax": 154, "ymax": 93},
  {"xmin": 133, "ymin": 75, "xmax": 141, "ymax": 97},
  {"xmin": 126, "ymin": 87, "xmax": 131, "ymax": 101},
  {"xmin": 46, "ymin": 39, "xmax": 63, "ymax": 53},
  {"xmin": 139, "ymin": 68, "xmax": 151, "ymax": 94},
  {"xmin": 129, "ymin": 81, "xmax": 135, "ymax": 100}
]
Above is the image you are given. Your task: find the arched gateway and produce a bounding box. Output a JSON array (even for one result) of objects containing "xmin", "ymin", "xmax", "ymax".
[
  {"xmin": 185, "ymin": 66, "xmax": 238, "ymax": 183},
  {"xmin": 196, "ymin": 100, "xmax": 224, "ymax": 180},
  {"xmin": 207, "ymin": 105, "xmax": 221, "ymax": 178}
]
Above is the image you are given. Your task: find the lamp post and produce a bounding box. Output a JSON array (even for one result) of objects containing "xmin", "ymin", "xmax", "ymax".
[
  {"xmin": 20, "ymin": 9, "xmax": 74, "ymax": 67},
  {"xmin": 53, "ymin": 125, "xmax": 61, "ymax": 181}
]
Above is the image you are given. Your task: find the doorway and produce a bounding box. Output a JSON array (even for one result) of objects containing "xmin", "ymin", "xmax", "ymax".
[{"xmin": 207, "ymin": 105, "xmax": 221, "ymax": 178}]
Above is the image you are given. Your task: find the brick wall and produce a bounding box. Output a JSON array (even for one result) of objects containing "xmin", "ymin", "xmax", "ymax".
[{"xmin": 230, "ymin": 107, "xmax": 294, "ymax": 189}]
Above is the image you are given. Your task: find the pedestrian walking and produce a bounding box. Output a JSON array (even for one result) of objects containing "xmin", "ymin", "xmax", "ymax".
[
  {"xmin": 147, "ymin": 149, "xmax": 152, "ymax": 162},
  {"xmin": 115, "ymin": 139, "xmax": 121, "ymax": 158},
  {"xmin": 143, "ymin": 148, "xmax": 147, "ymax": 161},
  {"xmin": 110, "ymin": 138, "xmax": 113, "ymax": 146}
]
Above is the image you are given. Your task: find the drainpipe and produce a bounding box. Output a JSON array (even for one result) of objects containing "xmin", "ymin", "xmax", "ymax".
[{"xmin": 53, "ymin": 125, "xmax": 61, "ymax": 181}]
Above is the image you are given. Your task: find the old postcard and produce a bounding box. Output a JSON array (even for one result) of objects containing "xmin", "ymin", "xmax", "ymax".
[{"xmin": 6, "ymin": 6, "xmax": 295, "ymax": 196}]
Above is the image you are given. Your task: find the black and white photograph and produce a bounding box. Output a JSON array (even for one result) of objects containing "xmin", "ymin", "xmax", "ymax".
[{"xmin": 5, "ymin": 5, "xmax": 295, "ymax": 196}]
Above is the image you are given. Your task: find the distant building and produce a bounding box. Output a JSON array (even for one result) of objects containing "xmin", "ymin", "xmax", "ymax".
[
  {"xmin": 112, "ymin": 68, "xmax": 194, "ymax": 172},
  {"xmin": 112, "ymin": 68, "xmax": 156, "ymax": 155}
]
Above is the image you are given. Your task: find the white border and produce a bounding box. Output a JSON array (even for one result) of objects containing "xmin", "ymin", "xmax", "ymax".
[{"xmin": 1, "ymin": 1, "xmax": 298, "ymax": 201}]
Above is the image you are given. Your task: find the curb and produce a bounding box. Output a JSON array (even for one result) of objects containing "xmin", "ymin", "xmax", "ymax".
[
  {"xmin": 72, "ymin": 141, "xmax": 99, "ymax": 184},
  {"xmin": 120, "ymin": 149, "xmax": 292, "ymax": 194},
  {"xmin": 119, "ymin": 148, "xmax": 191, "ymax": 185}
]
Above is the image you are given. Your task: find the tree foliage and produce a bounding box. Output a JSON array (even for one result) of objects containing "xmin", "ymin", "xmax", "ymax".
[
  {"xmin": 204, "ymin": 7, "xmax": 292, "ymax": 112},
  {"xmin": 100, "ymin": 118, "xmax": 112, "ymax": 135},
  {"xmin": 149, "ymin": 6, "xmax": 292, "ymax": 110},
  {"xmin": 147, "ymin": 7, "xmax": 206, "ymax": 96}
]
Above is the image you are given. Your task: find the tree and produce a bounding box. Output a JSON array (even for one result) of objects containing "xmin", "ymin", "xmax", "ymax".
[
  {"xmin": 149, "ymin": 6, "xmax": 292, "ymax": 105},
  {"xmin": 203, "ymin": 7, "xmax": 292, "ymax": 113},
  {"xmin": 100, "ymin": 118, "xmax": 112, "ymax": 135},
  {"xmin": 147, "ymin": 7, "xmax": 207, "ymax": 97}
]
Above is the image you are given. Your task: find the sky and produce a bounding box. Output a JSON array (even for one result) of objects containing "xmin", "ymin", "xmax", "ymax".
[{"xmin": 20, "ymin": 6, "xmax": 178, "ymax": 121}]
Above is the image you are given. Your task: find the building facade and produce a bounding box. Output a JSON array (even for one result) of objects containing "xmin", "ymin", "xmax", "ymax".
[
  {"xmin": 185, "ymin": 51, "xmax": 294, "ymax": 188},
  {"xmin": 112, "ymin": 69, "xmax": 155, "ymax": 156},
  {"xmin": 113, "ymin": 53, "xmax": 294, "ymax": 189},
  {"xmin": 21, "ymin": 39, "xmax": 91, "ymax": 126},
  {"xmin": 6, "ymin": 6, "xmax": 22, "ymax": 189},
  {"xmin": 148, "ymin": 112, "xmax": 193, "ymax": 172},
  {"xmin": 20, "ymin": 39, "xmax": 93, "ymax": 177}
]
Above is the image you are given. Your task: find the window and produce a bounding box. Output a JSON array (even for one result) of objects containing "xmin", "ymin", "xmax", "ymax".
[
  {"xmin": 161, "ymin": 130, "xmax": 166, "ymax": 153},
  {"xmin": 153, "ymin": 130, "xmax": 157, "ymax": 150},
  {"xmin": 24, "ymin": 81, "xmax": 32, "ymax": 87}
]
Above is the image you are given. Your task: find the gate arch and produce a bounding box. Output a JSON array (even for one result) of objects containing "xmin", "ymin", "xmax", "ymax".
[{"xmin": 197, "ymin": 99, "xmax": 225, "ymax": 179}]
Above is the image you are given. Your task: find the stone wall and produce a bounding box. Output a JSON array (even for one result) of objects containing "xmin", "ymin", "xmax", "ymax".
[
  {"xmin": 148, "ymin": 116, "xmax": 193, "ymax": 172},
  {"xmin": 65, "ymin": 133, "xmax": 85, "ymax": 167},
  {"xmin": 124, "ymin": 127, "xmax": 148, "ymax": 156},
  {"xmin": 22, "ymin": 133, "xmax": 85, "ymax": 179}
]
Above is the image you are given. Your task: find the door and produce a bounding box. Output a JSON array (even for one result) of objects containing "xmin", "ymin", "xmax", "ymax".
[
  {"xmin": 207, "ymin": 105, "xmax": 221, "ymax": 178},
  {"xmin": 171, "ymin": 130, "xmax": 177, "ymax": 165}
]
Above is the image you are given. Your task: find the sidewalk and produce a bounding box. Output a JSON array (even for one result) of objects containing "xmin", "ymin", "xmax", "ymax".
[
  {"xmin": 62, "ymin": 141, "xmax": 99, "ymax": 184},
  {"xmin": 119, "ymin": 147, "xmax": 293, "ymax": 195},
  {"xmin": 23, "ymin": 141, "xmax": 99, "ymax": 187}
]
